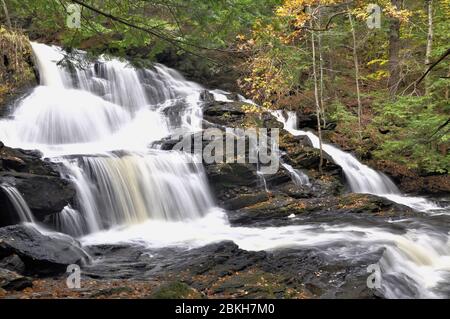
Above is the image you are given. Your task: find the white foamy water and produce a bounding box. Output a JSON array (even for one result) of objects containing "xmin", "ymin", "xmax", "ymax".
[
  {"xmin": 0, "ymin": 42, "xmax": 448, "ymax": 298},
  {"xmin": 0, "ymin": 184, "xmax": 35, "ymax": 223},
  {"xmin": 273, "ymin": 111, "xmax": 443, "ymax": 212},
  {"xmin": 282, "ymin": 163, "xmax": 310, "ymax": 186},
  {"xmin": 62, "ymin": 151, "xmax": 215, "ymax": 232},
  {"xmin": 81, "ymin": 208, "xmax": 450, "ymax": 298}
]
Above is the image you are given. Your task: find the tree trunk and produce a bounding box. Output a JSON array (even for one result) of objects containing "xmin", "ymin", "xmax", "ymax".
[
  {"xmin": 1, "ymin": 0, "xmax": 12, "ymax": 29},
  {"xmin": 348, "ymin": 11, "xmax": 362, "ymax": 139},
  {"xmin": 425, "ymin": 0, "xmax": 433, "ymax": 95},
  {"xmin": 388, "ymin": 0, "xmax": 402, "ymax": 96},
  {"xmin": 317, "ymin": 12, "xmax": 326, "ymax": 127},
  {"xmin": 310, "ymin": 16, "xmax": 323, "ymax": 172}
]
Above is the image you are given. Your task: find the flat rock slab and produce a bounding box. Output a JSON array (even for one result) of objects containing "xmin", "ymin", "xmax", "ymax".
[{"xmin": 0, "ymin": 224, "xmax": 89, "ymax": 276}]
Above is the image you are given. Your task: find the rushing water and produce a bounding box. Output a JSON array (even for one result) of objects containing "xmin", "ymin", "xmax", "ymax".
[
  {"xmin": 272, "ymin": 111, "xmax": 444, "ymax": 213},
  {"xmin": 0, "ymin": 184, "xmax": 35, "ymax": 223},
  {"xmin": 0, "ymin": 42, "xmax": 448, "ymax": 298}
]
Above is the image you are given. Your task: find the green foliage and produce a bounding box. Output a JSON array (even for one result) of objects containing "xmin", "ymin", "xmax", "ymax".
[
  {"xmin": 3, "ymin": 0, "xmax": 280, "ymax": 62},
  {"xmin": 372, "ymin": 96, "xmax": 449, "ymax": 173}
]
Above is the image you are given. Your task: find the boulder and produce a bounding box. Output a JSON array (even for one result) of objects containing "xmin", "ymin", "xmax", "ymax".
[
  {"xmin": 0, "ymin": 224, "xmax": 89, "ymax": 276},
  {"xmin": 0, "ymin": 145, "xmax": 76, "ymax": 225},
  {"xmin": 280, "ymin": 130, "xmax": 342, "ymax": 175},
  {"xmin": 0, "ymin": 172, "xmax": 76, "ymax": 222},
  {"xmin": 227, "ymin": 193, "xmax": 416, "ymax": 227}
]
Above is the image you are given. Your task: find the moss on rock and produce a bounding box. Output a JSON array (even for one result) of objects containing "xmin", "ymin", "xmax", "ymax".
[{"xmin": 0, "ymin": 27, "xmax": 37, "ymax": 112}]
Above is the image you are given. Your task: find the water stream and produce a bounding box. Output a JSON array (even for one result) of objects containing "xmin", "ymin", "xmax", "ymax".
[{"xmin": 0, "ymin": 43, "xmax": 448, "ymax": 298}]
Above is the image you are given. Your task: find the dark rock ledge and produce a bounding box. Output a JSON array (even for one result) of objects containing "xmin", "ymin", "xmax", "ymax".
[{"xmin": 0, "ymin": 144, "xmax": 76, "ymax": 226}]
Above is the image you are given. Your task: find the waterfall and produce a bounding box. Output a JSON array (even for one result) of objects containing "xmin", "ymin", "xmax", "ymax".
[
  {"xmin": 55, "ymin": 205, "xmax": 87, "ymax": 238},
  {"xmin": 62, "ymin": 151, "xmax": 215, "ymax": 233},
  {"xmin": 0, "ymin": 42, "xmax": 214, "ymax": 234},
  {"xmin": 0, "ymin": 184, "xmax": 34, "ymax": 223},
  {"xmin": 0, "ymin": 42, "xmax": 448, "ymax": 299},
  {"xmin": 282, "ymin": 163, "xmax": 310, "ymax": 186},
  {"xmin": 273, "ymin": 111, "xmax": 442, "ymax": 212}
]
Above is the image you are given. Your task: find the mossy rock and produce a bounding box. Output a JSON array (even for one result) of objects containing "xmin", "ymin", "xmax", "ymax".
[
  {"xmin": 210, "ymin": 269, "xmax": 302, "ymax": 298},
  {"xmin": 150, "ymin": 281, "xmax": 202, "ymax": 299},
  {"xmin": 0, "ymin": 27, "xmax": 37, "ymax": 111}
]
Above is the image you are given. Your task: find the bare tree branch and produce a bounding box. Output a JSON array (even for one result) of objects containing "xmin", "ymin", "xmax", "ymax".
[{"xmin": 416, "ymin": 47, "xmax": 450, "ymax": 85}]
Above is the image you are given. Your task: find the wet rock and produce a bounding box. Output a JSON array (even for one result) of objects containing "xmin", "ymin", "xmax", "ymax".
[
  {"xmin": 202, "ymin": 100, "xmax": 283, "ymax": 130},
  {"xmin": 168, "ymin": 241, "xmax": 267, "ymax": 280},
  {"xmin": 222, "ymin": 192, "xmax": 269, "ymax": 210},
  {"xmin": 0, "ymin": 224, "xmax": 89, "ymax": 276},
  {"xmin": 261, "ymin": 247, "xmax": 385, "ymax": 299},
  {"xmin": 203, "ymin": 101, "xmax": 246, "ymax": 127},
  {"xmin": 206, "ymin": 163, "xmax": 258, "ymax": 189},
  {"xmin": 278, "ymin": 182, "xmax": 314, "ymax": 199},
  {"xmin": 80, "ymin": 240, "xmax": 385, "ymax": 299},
  {"xmin": 0, "ymin": 268, "xmax": 33, "ymax": 291},
  {"xmin": 0, "ymin": 172, "xmax": 76, "ymax": 223},
  {"xmin": 280, "ymin": 130, "xmax": 341, "ymax": 175},
  {"xmin": 227, "ymin": 193, "xmax": 416, "ymax": 227},
  {"xmin": 0, "ymin": 145, "xmax": 76, "ymax": 225},
  {"xmin": 200, "ymin": 90, "xmax": 215, "ymax": 103},
  {"xmin": 0, "ymin": 146, "xmax": 54, "ymax": 175}
]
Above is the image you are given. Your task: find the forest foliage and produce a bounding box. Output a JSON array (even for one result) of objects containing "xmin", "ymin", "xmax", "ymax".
[{"xmin": 0, "ymin": 0, "xmax": 449, "ymax": 174}]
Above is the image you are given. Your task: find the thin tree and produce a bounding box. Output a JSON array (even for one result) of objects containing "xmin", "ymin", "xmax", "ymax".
[
  {"xmin": 1, "ymin": 0, "xmax": 12, "ymax": 28},
  {"xmin": 348, "ymin": 10, "xmax": 362, "ymax": 139},
  {"xmin": 317, "ymin": 10, "xmax": 326, "ymax": 128},
  {"xmin": 309, "ymin": 12, "xmax": 324, "ymax": 172},
  {"xmin": 388, "ymin": 0, "xmax": 402, "ymax": 96},
  {"xmin": 425, "ymin": 0, "xmax": 433, "ymax": 95}
]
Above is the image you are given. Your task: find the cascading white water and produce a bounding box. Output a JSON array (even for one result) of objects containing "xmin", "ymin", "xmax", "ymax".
[
  {"xmin": 0, "ymin": 184, "xmax": 35, "ymax": 223},
  {"xmin": 282, "ymin": 163, "xmax": 310, "ymax": 186},
  {"xmin": 273, "ymin": 111, "xmax": 443, "ymax": 212},
  {"xmin": 62, "ymin": 151, "xmax": 215, "ymax": 233},
  {"xmin": 4, "ymin": 86, "xmax": 131, "ymax": 145},
  {"xmin": 55, "ymin": 205, "xmax": 87, "ymax": 238},
  {"xmin": 0, "ymin": 42, "xmax": 448, "ymax": 298},
  {"xmin": 0, "ymin": 42, "xmax": 213, "ymax": 234}
]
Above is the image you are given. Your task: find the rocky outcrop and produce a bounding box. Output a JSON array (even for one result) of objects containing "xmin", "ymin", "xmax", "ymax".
[
  {"xmin": 227, "ymin": 193, "xmax": 416, "ymax": 227},
  {"xmin": 0, "ymin": 145, "xmax": 76, "ymax": 226},
  {"xmin": 372, "ymin": 160, "xmax": 450, "ymax": 196},
  {"xmin": 195, "ymin": 99, "xmax": 347, "ymax": 213},
  {"xmin": 0, "ymin": 224, "xmax": 89, "ymax": 276},
  {"xmin": 0, "ymin": 27, "xmax": 37, "ymax": 115},
  {"xmin": 203, "ymin": 100, "xmax": 283, "ymax": 130},
  {"xmin": 79, "ymin": 240, "xmax": 383, "ymax": 299}
]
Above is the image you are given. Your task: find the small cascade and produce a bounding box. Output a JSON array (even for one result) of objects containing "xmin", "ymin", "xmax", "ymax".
[
  {"xmin": 30, "ymin": 42, "xmax": 66, "ymax": 87},
  {"xmin": 282, "ymin": 163, "xmax": 310, "ymax": 186},
  {"xmin": 54, "ymin": 206, "xmax": 87, "ymax": 238},
  {"xmin": 273, "ymin": 111, "xmax": 441, "ymax": 212},
  {"xmin": 0, "ymin": 184, "xmax": 34, "ymax": 223}
]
